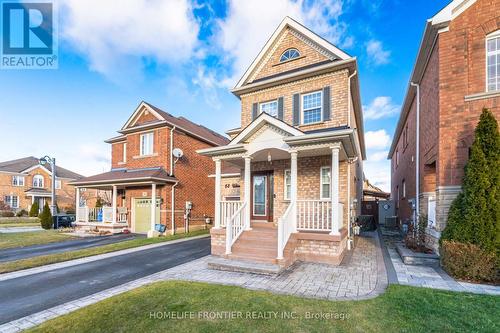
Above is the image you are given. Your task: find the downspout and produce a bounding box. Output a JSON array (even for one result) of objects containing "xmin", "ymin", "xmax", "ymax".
[
  {"xmin": 170, "ymin": 126, "xmax": 177, "ymax": 235},
  {"xmin": 410, "ymin": 82, "xmax": 420, "ymax": 223},
  {"xmin": 347, "ymin": 70, "xmax": 357, "ymax": 128},
  {"xmin": 347, "ymin": 157, "xmax": 358, "ymax": 250}
]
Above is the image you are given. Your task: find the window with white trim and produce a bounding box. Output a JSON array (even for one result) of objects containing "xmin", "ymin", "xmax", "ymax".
[
  {"xmin": 12, "ymin": 176, "xmax": 25, "ymax": 186},
  {"xmin": 320, "ymin": 167, "xmax": 331, "ymax": 199},
  {"xmin": 123, "ymin": 143, "xmax": 127, "ymax": 162},
  {"xmin": 55, "ymin": 179, "xmax": 62, "ymax": 189},
  {"xmin": 259, "ymin": 100, "xmax": 278, "ymax": 117},
  {"xmin": 302, "ymin": 91, "xmax": 322, "ymax": 125},
  {"xmin": 140, "ymin": 132, "xmax": 154, "ymax": 156},
  {"xmin": 4, "ymin": 195, "xmax": 19, "ymax": 209},
  {"xmin": 33, "ymin": 175, "xmax": 44, "ymax": 188},
  {"xmin": 487, "ymin": 32, "xmax": 500, "ymax": 92},
  {"xmin": 284, "ymin": 170, "xmax": 291, "ymax": 200},
  {"xmin": 280, "ymin": 48, "xmax": 300, "ymax": 62}
]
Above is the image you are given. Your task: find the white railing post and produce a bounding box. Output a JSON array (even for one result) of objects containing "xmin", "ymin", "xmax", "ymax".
[
  {"xmin": 290, "ymin": 151, "xmax": 298, "ymax": 233},
  {"xmin": 112, "ymin": 185, "xmax": 117, "ymax": 224},
  {"xmin": 75, "ymin": 187, "xmax": 80, "ymax": 222},
  {"xmin": 330, "ymin": 145, "xmax": 340, "ymax": 235},
  {"xmin": 84, "ymin": 206, "xmax": 89, "ymax": 222},
  {"xmin": 214, "ymin": 158, "xmax": 222, "ymax": 229}
]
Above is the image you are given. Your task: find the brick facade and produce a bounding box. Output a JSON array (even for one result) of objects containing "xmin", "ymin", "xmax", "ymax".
[{"xmin": 390, "ymin": 0, "xmax": 500, "ymax": 250}]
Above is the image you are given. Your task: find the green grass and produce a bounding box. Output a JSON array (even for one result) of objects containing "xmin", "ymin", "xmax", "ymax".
[
  {"xmin": 0, "ymin": 217, "xmax": 40, "ymax": 227},
  {"xmin": 0, "ymin": 229, "xmax": 209, "ymax": 274},
  {"xmin": 28, "ymin": 281, "xmax": 500, "ymax": 333},
  {"xmin": 0, "ymin": 230, "xmax": 75, "ymax": 250}
]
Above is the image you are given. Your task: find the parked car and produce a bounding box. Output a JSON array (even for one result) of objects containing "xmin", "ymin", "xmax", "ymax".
[{"xmin": 53, "ymin": 214, "xmax": 76, "ymax": 229}]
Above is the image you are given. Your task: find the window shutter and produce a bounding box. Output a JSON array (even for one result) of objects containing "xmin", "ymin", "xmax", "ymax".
[
  {"xmin": 277, "ymin": 97, "xmax": 284, "ymax": 120},
  {"xmin": 252, "ymin": 103, "xmax": 258, "ymax": 120},
  {"xmin": 323, "ymin": 86, "xmax": 331, "ymax": 121},
  {"xmin": 292, "ymin": 94, "xmax": 300, "ymax": 126}
]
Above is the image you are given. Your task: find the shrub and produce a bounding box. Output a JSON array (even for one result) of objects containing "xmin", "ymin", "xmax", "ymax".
[
  {"xmin": 29, "ymin": 201, "xmax": 40, "ymax": 217},
  {"xmin": 95, "ymin": 197, "xmax": 103, "ymax": 208},
  {"xmin": 39, "ymin": 202, "xmax": 53, "ymax": 230},
  {"xmin": 0, "ymin": 211, "xmax": 15, "ymax": 217},
  {"xmin": 405, "ymin": 215, "xmax": 431, "ymax": 253},
  {"xmin": 441, "ymin": 241, "xmax": 498, "ymax": 283},
  {"xmin": 16, "ymin": 209, "xmax": 28, "ymax": 217}
]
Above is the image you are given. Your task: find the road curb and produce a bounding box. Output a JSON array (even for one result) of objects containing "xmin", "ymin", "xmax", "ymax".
[{"xmin": 0, "ymin": 234, "xmax": 210, "ymax": 282}]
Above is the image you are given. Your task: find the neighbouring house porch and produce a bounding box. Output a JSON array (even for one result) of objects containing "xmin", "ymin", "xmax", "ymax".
[{"xmin": 70, "ymin": 168, "xmax": 177, "ymax": 235}]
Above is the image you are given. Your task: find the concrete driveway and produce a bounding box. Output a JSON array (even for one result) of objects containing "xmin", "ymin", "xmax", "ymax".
[
  {"xmin": 0, "ymin": 233, "xmax": 143, "ymax": 263},
  {"xmin": 0, "ymin": 236, "xmax": 210, "ymax": 324}
]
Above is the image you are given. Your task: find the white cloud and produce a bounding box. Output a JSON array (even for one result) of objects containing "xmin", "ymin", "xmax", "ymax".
[
  {"xmin": 61, "ymin": 0, "xmax": 199, "ymax": 81},
  {"xmin": 363, "ymin": 96, "xmax": 399, "ymax": 120},
  {"xmin": 363, "ymin": 160, "xmax": 390, "ymax": 192},
  {"xmin": 216, "ymin": 0, "xmax": 349, "ymax": 87},
  {"xmin": 365, "ymin": 129, "xmax": 391, "ymax": 150},
  {"xmin": 366, "ymin": 39, "xmax": 390, "ymax": 65},
  {"xmin": 368, "ymin": 150, "xmax": 389, "ymax": 162},
  {"xmin": 191, "ymin": 65, "xmax": 222, "ymax": 110}
]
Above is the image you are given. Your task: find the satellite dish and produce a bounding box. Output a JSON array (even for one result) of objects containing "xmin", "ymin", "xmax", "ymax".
[{"xmin": 172, "ymin": 148, "xmax": 184, "ymax": 158}]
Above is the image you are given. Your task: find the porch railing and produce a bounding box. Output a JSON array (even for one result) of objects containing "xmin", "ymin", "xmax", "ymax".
[
  {"xmin": 225, "ymin": 202, "xmax": 247, "ymax": 255},
  {"xmin": 277, "ymin": 201, "xmax": 295, "ymax": 259},
  {"xmin": 297, "ymin": 200, "xmax": 344, "ymax": 232},
  {"xmin": 77, "ymin": 206, "xmax": 127, "ymax": 223},
  {"xmin": 220, "ymin": 200, "xmax": 242, "ymax": 228}
]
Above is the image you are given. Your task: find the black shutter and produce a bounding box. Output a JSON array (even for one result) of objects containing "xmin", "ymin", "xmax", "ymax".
[
  {"xmin": 252, "ymin": 103, "xmax": 258, "ymax": 120},
  {"xmin": 277, "ymin": 97, "xmax": 284, "ymax": 120},
  {"xmin": 292, "ymin": 94, "xmax": 300, "ymax": 126},
  {"xmin": 323, "ymin": 86, "xmax": 331, "ymax": 121}
]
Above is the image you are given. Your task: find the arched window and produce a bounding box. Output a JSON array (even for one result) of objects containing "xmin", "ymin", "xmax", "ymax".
[
  {"xmin": 33, "ymin": 175, "xmax": 44, "ymax": 188},
  {"xmin": 280, "ymin": 48, "xmax": 300, "ymax": 62}
]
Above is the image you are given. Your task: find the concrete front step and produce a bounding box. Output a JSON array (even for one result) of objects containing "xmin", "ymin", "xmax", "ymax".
[{"xmin": 207, "ymin": 256, "xmax": 282, "ymax": 275}]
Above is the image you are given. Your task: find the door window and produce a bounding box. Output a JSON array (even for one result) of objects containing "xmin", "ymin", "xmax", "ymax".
[{"xmin": 253, "ymin": 175, "xmax": 267, "ymax": 216}]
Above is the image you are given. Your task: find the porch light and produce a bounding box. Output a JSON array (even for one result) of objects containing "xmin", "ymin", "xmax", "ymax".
[{"xmin": 267, "ymin": 151, "xmax": 272, "ymax": 163}]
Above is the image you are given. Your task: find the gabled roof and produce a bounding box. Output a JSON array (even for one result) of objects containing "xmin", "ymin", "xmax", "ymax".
[
  {"xmin": 0, "ymin": 156, "xmax": 83, "ymax": 179},
  {"xmin": 234, "ymin": 16, "xmax": 351, "ymax": 90},
  {"xmin": 116, "ymin": 101, "xmax": 229, "ymax": 147},
  {"xmin": 388, "ymin": 0, "xmax": 477, "ymax": 158},
  {"xmin": 229, "ymin": 112, "xmax": 304, "ymax": 145}
]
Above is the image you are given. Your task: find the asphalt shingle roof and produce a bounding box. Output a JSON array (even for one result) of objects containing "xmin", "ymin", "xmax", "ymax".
[{"xmin": 0, "ymin": 156, "xmax": 83, "ymax": 179}]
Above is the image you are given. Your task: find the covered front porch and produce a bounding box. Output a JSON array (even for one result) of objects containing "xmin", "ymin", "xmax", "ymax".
[
  {"xmin": 198, "ymin": 113, "xmax": 362, "ymax": 267},
  {"xmin": 70, "ymin": 168, "xmax": 177, "ymax": 235}
]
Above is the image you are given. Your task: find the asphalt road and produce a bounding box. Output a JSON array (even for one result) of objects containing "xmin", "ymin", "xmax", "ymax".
[
  {"xmin": 0, "ymin": 233, "xmax": 143, "ymax": 262},
  {"xmin": 0, "ymin": 236, "xmax": 211, "ymax": 324}
]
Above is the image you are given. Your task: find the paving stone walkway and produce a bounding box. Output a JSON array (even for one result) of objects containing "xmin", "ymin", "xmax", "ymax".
[{"xmin": 380, "ymin": 226, "xmax": 500, "ymax": 295}]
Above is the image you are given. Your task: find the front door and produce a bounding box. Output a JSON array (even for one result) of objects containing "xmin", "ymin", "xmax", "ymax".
[
  {"xmin": 251, "ymin": 172, "xmax": 274, "ymax": 221},
  {"xmin": 133, "ymin": 198, "xmax": 161, "ymax": 233}
]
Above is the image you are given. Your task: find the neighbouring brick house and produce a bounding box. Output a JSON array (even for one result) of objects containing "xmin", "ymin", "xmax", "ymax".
[
  {"xmin": 198, "ymin": 17, "xmax": 365, "ymax": 271},
  {"xmin": 70, "ymin": 101, "xmax": 233, "ymax": 235},
  {"xmin": 388, "ymin": 0, "xmax": 500, "ymax": 251},
  {"xmin": 0, "ymin": 156, "xmax": 88, "ymax": 213}
]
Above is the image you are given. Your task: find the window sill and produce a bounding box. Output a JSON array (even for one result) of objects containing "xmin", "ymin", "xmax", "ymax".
[
  {"xmin": 117, "ymin": 161, "xmax": 126, "ymax": 165},
  {"xmin": 464, "ymin": 90, "xmax": 500, "ymax": 102},
  {"xmin": 272, "ymin": 55, "xmax": 306, "ymax": 67},
  {"xmin": 133, "ymin": 153, "xmax": 158, "ymax": 159},
  {"xmin": 299, "ymin": 121, "xmax": 324, "ymax": 128}
]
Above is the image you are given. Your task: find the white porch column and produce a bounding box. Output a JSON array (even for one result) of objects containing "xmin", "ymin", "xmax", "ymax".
[
  {"xmin": 290, "ymin": 151, "xmax": 298, "ymax": 232},
  {"xmin": 151, "ymin": 183, "xmax": 157, "ymax": 231},
  {"xmin": 244, "ymin": 155, "xmax": 252, "ymax": 230},
  {"xmin": 214, "ymin": 159, "xmax": 222, "ymax": 229},
  {"xmin": 75, "ymin": 187, "xmax": 80, "ymax": 222},
  {"xmin": 112, "ymin": 185, "xmax": 117, "ymax": 223},
  {"xmin": 330, "ymin": 146, "xmax": 340, "ymax": 235}
]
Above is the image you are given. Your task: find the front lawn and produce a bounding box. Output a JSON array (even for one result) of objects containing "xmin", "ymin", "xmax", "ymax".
[
  {"xmin": 0, "ymin": 229, "xmax": 209, "ymax": 273},
  {"xmin": 0, "ymin": 217, "xmax": 40, "ymax": 228},
  {"xmin": 29, "ymin": 281, "xmax": 499, "ymax": 333},
  {"xmin": 0, "ymin": 230, "xmax": 75, "ymax": 250}
]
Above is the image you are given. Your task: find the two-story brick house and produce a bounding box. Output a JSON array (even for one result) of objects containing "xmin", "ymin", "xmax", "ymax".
[
  {"xmin": 70, "ymin": 101, "xmax": 232, "ymax": 235},
  {"xmin": 198, "ymin": 17, "xmax": 365, "ymax": 271},
  {"xmin": 388, "ymin": 0, "xmax": 500, "ymax": 251},
  {"xmin": 0, "ymin": 156, "xmax": 84, "ymax": 213}
]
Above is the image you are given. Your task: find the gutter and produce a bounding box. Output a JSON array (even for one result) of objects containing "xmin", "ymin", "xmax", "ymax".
[
  {"xmin": 347, "ymin": 70, "xmax": 357, "ymax": 128},
  {"xmin": 170, "ymin": 126, "xmax": 176, "ymax": 176}
]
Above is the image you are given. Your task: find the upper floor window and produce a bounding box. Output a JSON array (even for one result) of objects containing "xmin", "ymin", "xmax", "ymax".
[
  {"xmin": 320, "ymin": 166, "xmax": 331, "ymax": 200},
  {"xmin": 12, "ymin": 176, "xmax": 25, "ymax": 186},
  {"xmin": 260, "ymin": 100, "xmax": 278, "ymax": 117},
  {"xmin": 284, "ymin": 170, "xmax": 291, "ymax": 200},
  {"xmin": 33, "ymin": 175, "xmax": 44, "ymax": 188},
  {"xmin": 140, "ymin": 132, "xmax": 154, "ymax": 156},
  {"xmin": 4, "ymin": 195, "xmax": 19, "ymax": 209},
  {"xmin": 123, "ymin": 143, "xmax": 127, "ymax": 162},
  {"xmin": 280, "ymin": 48, "xmax": 300, "ymax": 62},
  {"xmin": 55, "ymin": 179, "xmax": 62, "ymax": 190},
  {"xmin": 487, "ymin": 32, "xmax": 500, "ymax": 92},
  {"xmin": 302, "ymin": 91, "xmax": 322, "ymax": 125}
]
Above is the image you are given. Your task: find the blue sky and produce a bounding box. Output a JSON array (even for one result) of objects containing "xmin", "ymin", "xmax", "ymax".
[{"xmin": 0, "ymin": 0, "xmax": 450, "ymax": 191}]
